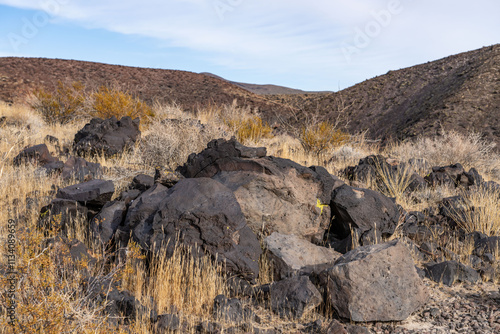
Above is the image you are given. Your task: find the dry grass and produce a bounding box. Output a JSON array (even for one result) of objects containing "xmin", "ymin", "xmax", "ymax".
[
  {"xmin": 2, "ymin": 99, "xmax": 500, "ymax": 332},
  {"xmin": 445, "ymin": 185, "xmax": 500, "ymax": 236},
  {"xmin": 386, "ymin": 130, "xmax": 500, "ymax": 181}
]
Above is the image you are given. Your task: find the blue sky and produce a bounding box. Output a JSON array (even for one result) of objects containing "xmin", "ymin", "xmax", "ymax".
[{"xmin": 0, "ymin": 1, "xmax": 499, "ymax": 91}]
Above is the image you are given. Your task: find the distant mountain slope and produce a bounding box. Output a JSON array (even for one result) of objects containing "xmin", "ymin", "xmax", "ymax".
[
  {"xmin": 269, "ymin": 44, "xmax": 500, "ymax": 148},
  {"xmin": 0, "ymin": 57, "xmax": 292, "ymax": 121},
  {"xmin": 200, "ymin": 72, "xmax": 316, "ymax": 95}
]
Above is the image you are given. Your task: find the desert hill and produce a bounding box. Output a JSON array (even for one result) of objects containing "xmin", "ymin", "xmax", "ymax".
[
  {"xmin": 1, "ymin": 44, "xmax": 499, "ymax": 147},
  {"xmin": 269, "ymin": 44, "xmax": 500, "ymax": 147},
  {"xmin": 0, "ymin": 57, "xmax": 293, "ymax": 121},
  {"xmin": 200, "ymin": 72, "xmax": 319, "ymax": 95}
]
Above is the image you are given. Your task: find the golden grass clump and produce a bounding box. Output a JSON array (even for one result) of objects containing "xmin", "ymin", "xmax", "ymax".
[
  {"xmin": 28, "ymin": 81, "xmax": 154, "ymax": 125},
  {"xmin": 299, "ymin": 121, "xmax": 350, "ymax": 157},
  {"xmin": 90, "ymin": 86, "xmax": 154, "ymax": 121},
  {"xmin": 29, "ymin": 80, "xmax": 86, "ymax": 125}
]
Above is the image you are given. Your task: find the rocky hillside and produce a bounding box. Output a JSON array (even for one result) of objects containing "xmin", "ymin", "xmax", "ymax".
[
  {"xmin": 200, "ymin": 72, "xmax": 321, "ymax": 95},
  {"xmin": 0, "ymin": 57, "xmax": 292, "ymax": 121},
  {"xmin": 269, "ymin": 44, "xmax": 500, "ymax": 147},
  {"xmin": 1, "ymin": 44, "xmax": 499, "ymax": 146}
]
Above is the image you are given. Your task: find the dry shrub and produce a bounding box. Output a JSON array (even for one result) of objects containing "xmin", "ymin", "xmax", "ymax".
[
  {"xmin": 28, "ymin": 81, "xmax": 154, "ymax": 125},
  {"xmin": 29, "ymin": 80, "xmax": 86, "ymax": 124},
  {"xmin": 299, "ymin": 121, "xmax": 349, "ymax": 156},
  {"xmin": 224, "ymin": 115, "xmax": 273, "ymax": 144},
  {"xmin": 386, "ymin": 130, "xmax": 499, "ymax": 180},
  {"xmin": 139, "ymin": 117, "xmax": 226, "ymax": 169},
  {"xmin": 90, "ymin": 86, "xmax": 154, "ymax": 121}
]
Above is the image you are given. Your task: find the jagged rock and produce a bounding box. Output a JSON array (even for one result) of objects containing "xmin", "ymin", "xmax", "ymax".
[
  {"xmin": 131, "ymin": 173, "xmax": 154, "ymax": 191},
  {"xmin": 328, "ymin": 184, "xmax": 401, "ymax": 253},
  {"xmin": 265, "ymin": 232, "xmax": 341, "ymax": 280},
  {"xmin": 324, "ymin": 240, "xmax": 428, "ymax": 322},
  {"xmin": 56, "ymin": 179, "xmax": 115, "ymax": 209},
  {"xmin": 74, "ymin": 116, "xmax": 140, "ymax": 157},
  {"xmin": 270, "ymin": 276, "xmax": 322, "ymax": 319},
  {"xmin": 425, "ymin": 163, "xmax": 473, "ymax": 188},
  {"xmin": 90, "ymin": 200, "xmax": 127, "ymax": 249},
  {"xmin": 425, "ymin": 260, "xmax": 480, "ymax": 286},
  {"xmin": 13, "ymin": 143, "xmax": 59, "ymax": 166},
  {"xmin": 141, "ymin": 178, "xmax": 261, "ymax": 281},
  {"xmin": 177, "ymin": 138, "xmax": 340, "ymax": 243},
  {"xmin": 118, "ymin": 189, "xmax": 142, "ymax": 204},
  {"xmin": 123, "ymin": 183, "xmax": 170, "ymax": 249},
  {"xmin": 61, "ymin": 156, "xmax": 104, "ymax": 181}
]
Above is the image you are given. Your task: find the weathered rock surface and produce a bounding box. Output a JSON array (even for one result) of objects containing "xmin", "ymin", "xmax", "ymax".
[
  {"xmin": 179, "ymin": 138, "xmax": 342, "ymax": 242},
  {"xmin": 270, "ymin": 276, "xmax": 322, "ymax": 319},
  {"xmin": 425, "ymin": 261, "xmax": 480, "ymax": 286},
  {"xmin": 324, "ymin": 239, "xmax": 428, "ymax": 322},
  {"xmin": 74, "ymin": 116, "xmax": 140, "ymax": 157},
  {"xmin": 13, "ymin": 143, "xmax": 59, "ymax": 166},
  {"xmin": 90, "ymin": 200, "xmax": 127, "ymax": 249},
  {"xmin": 61, "ymin": 156, "xmax": 104, "ymax": 181},
  {"xmin": 265, "ymin": 232, "xmax": 341, "ymax": 279},
  {"xmin": 124, "ymin": 183, "xmax": 170, "ymax": 249},
  {"xmin": 56, "ymin": 179, "xmax": 115, "ymax": 209},
  {"xmin": 328, "ymin": 184, "xmax": 401, "ymax": 252},
  {"xmin": 143, "ymin": 178, "xmax": 261, "ymax": 281}
]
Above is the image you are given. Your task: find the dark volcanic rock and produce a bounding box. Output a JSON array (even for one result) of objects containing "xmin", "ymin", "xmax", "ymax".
[
  {"xmin": 56, "ymin": 179, "xmax": 115, "ymax": 209},
  {"xmin": 328, "ymin": 184, "xmax": 401, "ymax": 253},
  {"xmin": 90, "ymin": 200, "xmax": 127, "ymax": 249},
  {"xmin": 265, "ymin": 232, "xmax": 341, "ymax": 280},
  {"xmin": 74, "ymin": 116, "xmax": 140, "ymax": 157},
  {"xmin": 124, "ymin": 184, "xmax": 170, "ymax": 249},
  {"xmin": 269, "ymin": 276, "xmax": 322, "ymax": 319},
  {"xmin": 131, "ymin": 173, "xmax": 154, "ymax": 191},
  {"xmin": 145, "ymin": 178, "xmax": 261, "ymax": 281},
  {"xmin": 179, "ymin": 138, "xmax": 342, "ymax": 242},
  {"xmin": 61, "ymin": 156, "xmax": 104, "ymax": 181},
  {"xmin": 425, "ymin": 260, "xmax": 480, "ymax": 286},
  {"xmin": 177, "ymin": 138, "xmax": 268, "ymax": 179},
  {"xmin": 324, "ymin": 240, "xmax": 428, "ymax": 322},
  {"xmin": 13, "ymin": 143, "xmax": 59, "ymax": 166}
]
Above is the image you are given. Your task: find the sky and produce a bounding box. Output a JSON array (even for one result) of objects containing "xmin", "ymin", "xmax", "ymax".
[{"xmin": 0, "ymin": 0, "xmax": 499, "ymax": 91}]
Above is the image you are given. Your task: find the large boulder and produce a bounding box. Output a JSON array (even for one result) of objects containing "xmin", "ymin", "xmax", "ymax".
[
  {"xmin": 323, "ymin": 239, "xmax": 428, "ymax": 322},
  {"xmin": 138, "ymin": 178, "xmax": 261, "ymax": 281},
  {"xmin": 178, "ymin": 138, "xmax": 343, "ymax": 242},
  {"xmin": 265, "ymin": 232, "xmax": 341, "ymax": 280},
  {"xmin": 74, "ymin": 116, "xmax": 140, "ymax": 157},
  {"xmin": 56, "ymin": 179, "xmax": 115, "ymax": 209},
  {"xmin": 328, "ymin": 184, "xmax": 401, "ymax": 252}
]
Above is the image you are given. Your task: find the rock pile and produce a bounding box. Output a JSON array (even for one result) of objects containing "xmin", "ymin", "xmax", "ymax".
[{"xmin": 13, "ymin": 119, "xmax": 500, "ymax": 332}]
